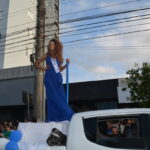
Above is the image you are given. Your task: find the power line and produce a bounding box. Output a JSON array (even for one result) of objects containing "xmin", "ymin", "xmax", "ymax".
[
  {"xmin": 1, "ymin": 6, "xmax": 150, "ymax": 39},
  {"xmin": 1, "ymin": 26, "xmax": 150, "ymax": 54},
  {"xmin": 1, "ymin": 3, "xmax": 150, "ymax": 56},
  {"xmin": 1, "ymin": 43, "xmax": 150, "ymax": 56},
  {"xmin": 0, "ymin": 48, "xmax": 31, "ymax": 56},
  {"xmin": 0, "ymin": 0, "xmax": 144, "ymax": 32},
  {"xmin": 1, "ymin": 32, "xmax": 150, "ymax": 56},
  {"xmin": 1, "ymin": 17, "xmax": 149, "ymax": 51},
  {"xmin": 2, "ymin": 11, "xmax": 150, "ymax": 44},
  {"xmin": 1, "ymin": 6, "xmax": 150, "ymax": 40},
  {"xmin": 4, "ymin": 42, "xmax": 35, "ymax": 51},
  {"xmin": 61, "ymin": 18, "xmax": 150, "ymax": 37},
  {"xmin": 76, "ymin": 46, "xmax": 150, "ymax": 48},
  {"xmin": 0, "ymin": 6, "xmax": 36, "ymax": 21},
  {"xmin": 1, "ymin": 16, "xmax": 150, "ymax": 50},
  {"xmin": 0, "ymin": 0, "xmax": 141, "ymax": 32},
  {"xmin": 63, "ymin": 33, "xmax": 150, "ymax": 48},
  {"xmin": 0, "ymin": 20, "xmax": 35, "ymax": 32},
  {"xmin": 0, "ymin": 33, "xmax": 35, "ymax": 44},
  {"xmin": 0, "ymin": 37, "xmax": 35, "ymax": 48},
  {"xmin": 0, "ymin": 26, "xmax": 36, "ymax": 40},
  {"xmin": 60, "ymin": 6, "xmax": 150, "ymax": 24},
  {"xmin": 1, "ymin": 19, "xmax": 148, "ymax": 50},
  {"xmin": 63, "ymin": 28, "xmax": 150, "ymax": 44},
  {"xmin": 1, "ymin": 6, "xmax": 150, "ymax": 50},
  {"xmin": 79, "ymin": 48, "xmax": 150, "ymax": 52},
  {"xmin": 60, "ymin": 13, "xmax": 150, "ymax": 31},
  {"xmin": 61, "ymin": 0, "xmax": 142, "ymax": 16},
  {"xmin": 46, "ymin": 16, "xmax": 150, "ymax": 37}
]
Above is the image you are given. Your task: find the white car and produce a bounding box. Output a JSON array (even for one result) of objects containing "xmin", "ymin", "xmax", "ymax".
[
  {"xmin": 67, "ymin": 108, "xmax": 150, "ymax": 150},
  {"xmin": 0, "ymin": 108, "xmax": 150, "ymax": 150}
]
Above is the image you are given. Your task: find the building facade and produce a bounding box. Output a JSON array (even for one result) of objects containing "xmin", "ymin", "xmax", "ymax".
[
  {"xmin": 0, "ymin": 66, "xmax": 134, "ymax": 121},
  {"xmin": 0, "ymin": 0, "xmax": 37, "ymax": 69},
  {"xmin": 0, "ymin": 0, "xmax": 59, "ymax": 69}
]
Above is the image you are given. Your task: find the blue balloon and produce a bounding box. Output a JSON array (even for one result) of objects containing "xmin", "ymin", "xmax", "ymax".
[
  {"xmin": 10, "ymin": 130, "xmax": 22, "ymax": 142},
  {"xmin": 5, "ymin": 141, "xmax": 19, "ymax": 150}
]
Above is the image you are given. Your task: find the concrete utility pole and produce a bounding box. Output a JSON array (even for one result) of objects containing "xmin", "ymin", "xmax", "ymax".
[
  {"xmin": 45, "ymin": 0, "xmax": 59, "ymax": 43},
  {"xmin": 35, "ymin": 0, "xmax": 45, "ymax": 122},
  {"xmin": 34, "ymin": 0, "xmax": 59, "ymax": 122}
]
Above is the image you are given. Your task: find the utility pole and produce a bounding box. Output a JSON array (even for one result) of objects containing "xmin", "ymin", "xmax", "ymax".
[
  {"xmin": 35, "ymin": 0, "xmax": 45, "ymax": 122},
  {"xmin": 34, "ymin": 0, "xmax": 59, "ymax": 122}
]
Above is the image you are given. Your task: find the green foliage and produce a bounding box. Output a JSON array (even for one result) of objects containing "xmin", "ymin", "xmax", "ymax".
[{"xmin": 125, "ymin": 62, "xmax": 150, "ymax": 107}]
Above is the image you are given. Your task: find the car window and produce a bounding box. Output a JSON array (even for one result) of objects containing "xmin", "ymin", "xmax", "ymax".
[{"xmin": 83, "ymin": 115, "xmax": 145, "ymax": 149}]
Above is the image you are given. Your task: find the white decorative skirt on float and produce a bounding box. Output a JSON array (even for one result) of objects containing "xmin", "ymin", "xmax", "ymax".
[{"xmin": 0, "ymin": 121, "xmax": 69, "ymax": 150}]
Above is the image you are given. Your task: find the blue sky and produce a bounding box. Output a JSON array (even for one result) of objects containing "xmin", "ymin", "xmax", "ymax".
[{"xmin": 59, "ymin": 0, "xmax": 150, "ymax": 83}]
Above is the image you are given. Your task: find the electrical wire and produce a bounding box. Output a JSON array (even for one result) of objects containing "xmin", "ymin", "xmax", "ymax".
[
  {"xmin": 1, "ymin": 27, "xmax": 150, "ymax": 55},
  {"xmin": 1, "ymin": 16, "xmax": 150, "ymax": 50},
  {"xmin": 61, "ymin": 0, "xmax": 142, "ymax": 16},
  {"xmin": 60, "ymin": 6, "xmax": 150, "ymax": 24},
  {"xmin": 61, "ymin": 18, "xmax": 150, "ymax": 37},
  {"xmin": 63, "ymin": 28, "xmax": 150, "ymax": 44},
  {"xmin": 1, "ymin": 19, "xmax": 149, "ymax": 50},
  {"xmin": 1, "ymin": 3, "xmax": 149, "ymax": 55},
  {"xmin": 1, "ymin": 5, "xmax": 150, "ymax": 39},
  {"xmin": 59, "ymin": 13, "xmax": 150, "ymax": 31},
  {"xmin": 0, "ymin": 0, "xmax": 144, "ymax": 32},
  {"xmin": 1, "ymin": 44, "xmax": 150, "ymax": 56},
  {"xmin": 0, "ymin": 6, "xmax": 36, "ymax": 21},
  {"xmin": 1, "ymin": 10, "xmax": 150, "ymax": 44}
]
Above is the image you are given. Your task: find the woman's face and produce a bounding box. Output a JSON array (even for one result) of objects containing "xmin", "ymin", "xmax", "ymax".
[{"xmin": 49, "ymin": 41, "xmax": 55, "ymax": 51}]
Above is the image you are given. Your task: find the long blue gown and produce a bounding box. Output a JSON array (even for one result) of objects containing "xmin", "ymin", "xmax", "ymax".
[{"xmin": 44, "ymin": 56, "xmax": 74, "ymax": 122}]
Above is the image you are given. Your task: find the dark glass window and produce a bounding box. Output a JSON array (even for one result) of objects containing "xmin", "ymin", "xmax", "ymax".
[{"xmin": 83, "ymin": 115, "xmax": 147, "ymax": 149}]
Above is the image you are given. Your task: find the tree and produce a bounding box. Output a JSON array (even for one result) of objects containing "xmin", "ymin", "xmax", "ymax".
[{"xmin": 124, "ymin": 62, "xmax": 150, "ymax": 107}]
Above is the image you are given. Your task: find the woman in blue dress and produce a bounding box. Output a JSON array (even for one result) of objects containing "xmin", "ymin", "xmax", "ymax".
[{"xmin": 35, "ymin": 39, "xmax": 74, "ymax": 122}]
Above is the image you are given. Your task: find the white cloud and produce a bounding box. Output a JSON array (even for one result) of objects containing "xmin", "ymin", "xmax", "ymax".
[
  {"xmin": 76, "ymin": 0, "xmax": 90, "ymax": 10},
  {"xmin": 94, "ymin": 31, "xmax": 125, "ymax": 47},
  {"xmin": 91, "ymin": 66, "xmax": 116, "ymax": 74},
  {"xmin": 97, "ymin": 1, "xmax": 121, "ymax": 11},
  {"xmin": 61, "ymin": 0, "xmax": 150, "ymax": 82}
]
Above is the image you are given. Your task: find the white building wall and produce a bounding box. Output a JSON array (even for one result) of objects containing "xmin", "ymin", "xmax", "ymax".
[
  {"xmin": 0, "ymin": 0, "xmax": 37, "ymax": 69},
  {"xmin": 117, "ymin": 78, "xmax": 131, "ymax": 103},
  {"xmin": 0, "ymin": 0, "xmax": 59, "ymax": 69},
  {"xmin": 0, "ymin": 0, "xmax": 10, "ymax": 68}
]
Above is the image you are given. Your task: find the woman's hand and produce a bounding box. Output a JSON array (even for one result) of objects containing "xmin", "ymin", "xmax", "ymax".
[
  {"xmin": 59, "ymin": 59, "xmax": 70, "ymax": 72},
  {"xmin": 66, "ymin": 58, "xmax": 70, "ymax": 64},
  {"xmin": 42, "ymin": 65, "xmax": 50, "ymax": 71}
]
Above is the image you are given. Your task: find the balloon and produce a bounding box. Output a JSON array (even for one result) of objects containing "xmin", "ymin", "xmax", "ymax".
[
  {"xmin": 10, "ymin": 130, "xmax": 22, "ymax": 142},
  {"xmin": 5, "ymin": 141, "xmax": 19, "ymax": 150}
]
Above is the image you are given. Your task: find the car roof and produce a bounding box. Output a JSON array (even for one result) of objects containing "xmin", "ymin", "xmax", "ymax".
[{"xmin": 73, "ymin": 108, "xmax": 150, "ymax": 119}]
